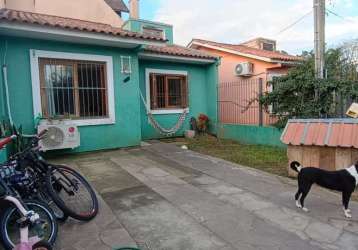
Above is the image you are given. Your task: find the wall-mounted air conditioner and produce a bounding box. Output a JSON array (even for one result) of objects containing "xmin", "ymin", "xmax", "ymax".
[
  {"xmin": 38, "ymin": 121, "xmax": 80, "ymax": 151},
  {"xmin": 235, "ymin": 62, "xmax": 254, "ymax": 76}
]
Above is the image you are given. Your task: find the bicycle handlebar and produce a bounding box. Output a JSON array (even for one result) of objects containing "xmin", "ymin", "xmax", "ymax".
[{"xmin": 0, "ymin": 129, "xmax": 47, "ymax": 155}]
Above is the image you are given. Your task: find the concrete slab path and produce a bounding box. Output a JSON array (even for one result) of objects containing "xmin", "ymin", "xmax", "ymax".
[{"xmin": 37, "ymin": 141, "xmax": 358, "ymax": 249}]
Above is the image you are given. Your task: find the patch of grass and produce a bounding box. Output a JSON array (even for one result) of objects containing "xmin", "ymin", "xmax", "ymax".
[{"xmin": 165, "ymin": 135, "xmax": 289, "ymax": 177}]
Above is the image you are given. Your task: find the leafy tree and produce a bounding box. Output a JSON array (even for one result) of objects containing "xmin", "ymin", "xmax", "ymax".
[{"xmin": 260, "ymin": 45, "xmax": 358, "ymax": 128}]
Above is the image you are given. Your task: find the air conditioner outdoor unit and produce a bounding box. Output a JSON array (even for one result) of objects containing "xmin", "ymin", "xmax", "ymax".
[
  {"xmin": 38, "ymin": 121, "xmax": 80, "ymax": 151},
  {"xmin": 235, "ymin": 62, "xmax": 254, "ymax": 76}
]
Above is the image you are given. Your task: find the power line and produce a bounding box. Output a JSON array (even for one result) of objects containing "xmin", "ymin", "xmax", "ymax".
[
  {"xmin": 276, "ymin": 10, "xmax": 313, "ymax": 35},
  {"xmin": 326, "ymin": 8, "xmax": 356, "ymax": 23}
]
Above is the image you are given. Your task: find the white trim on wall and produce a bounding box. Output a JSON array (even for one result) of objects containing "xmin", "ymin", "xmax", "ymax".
[
  {"xmin": 29, "ymin": 49, "xmax": 116, "ymax": 126},
  {"xmin": 145, "ymin": 68, "xmax": 189, "ymax": 115}
]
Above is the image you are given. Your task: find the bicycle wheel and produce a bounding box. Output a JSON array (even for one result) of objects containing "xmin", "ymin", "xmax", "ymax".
[
  {"xmin": 37, "ymin": 189, "xmax": 68, "ymax": 223},
  {"xmin": 0, "ymin": 200, "xmax": 58, "ymax": 250},
  {"xmin": 45, "ymin": 165, "xmax": 98, "ymax": 221},
  {"xmin": 32, "ymin": 241, "xmax": 53, "ymax": 250}
]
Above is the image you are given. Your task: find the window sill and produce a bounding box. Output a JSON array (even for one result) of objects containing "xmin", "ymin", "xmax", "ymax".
[
  {"xmin": 150, "ymin": 108, "xmax": 189, "ymax": 115},
  {"xmin": 42, "ymin": 118, "xmax": 116, "ymax": 127}
]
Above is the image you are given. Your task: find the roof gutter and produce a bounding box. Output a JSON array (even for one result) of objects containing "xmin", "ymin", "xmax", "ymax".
[
  {"xmin": 0, "ymin": 22, "xmax": 166, "ymax": 48},
  {"xmin": 138, "ymin": 52, "xmax": 217, "ymax": 64},
  {"xmin": 270, "ymin": 60, "xmax": 302, "ymax": 66}
]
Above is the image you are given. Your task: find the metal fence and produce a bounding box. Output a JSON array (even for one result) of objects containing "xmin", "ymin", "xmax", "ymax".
[
  {"xmin": 331, "ymin": 92, "xmax": 357, "ymax": 118},
  {"xmin": 218, "ymin": 78, "xmax": 276, "ymax": 126}
]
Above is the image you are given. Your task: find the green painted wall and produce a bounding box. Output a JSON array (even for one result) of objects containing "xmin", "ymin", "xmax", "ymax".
[
  {"xmin": 0, "ymin": 37, "xmax": 7, "ymax": 120},
  {"xmin": 219, "ymin": 124, "xmax": 285, "ymax": 148},
  {"xmin": 0, "ymin": 38, "xmax": 8, "ymax": 160},
  {"xmin": 0, "ymin": 149, "xmax": 7, "ymax": 162},
  {"xmin": 123, "ymin": 19, "xmax": 174, "ymax": 44},
  {"xmin": 205, "ymin": 63, "xmax": 219, "ymax": 134},
  {"xmin": 0, "ymin": 36, "xmax": 142, "ymax": 153},
  {"xmin": 139, "ymin": 60, "xmax": 218, "ymax": 139},
  {"xmin": 0, "ymin": 35, "xmax": 219, "ymax": 155}
]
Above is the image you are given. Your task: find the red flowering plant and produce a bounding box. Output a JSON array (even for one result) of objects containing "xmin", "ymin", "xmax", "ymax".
[{"xmin": 197, "ymin": 114, "xmax": 209, "ymax": 133}]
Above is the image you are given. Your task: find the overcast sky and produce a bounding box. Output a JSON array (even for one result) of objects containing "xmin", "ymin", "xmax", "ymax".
[{"xmin": 124, "ymin": 0, "xmax": 358, "ymax": 55}]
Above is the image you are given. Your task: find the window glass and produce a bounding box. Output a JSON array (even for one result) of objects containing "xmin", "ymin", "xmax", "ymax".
[
  {"xmin": 167, "ymin": 78, "xmax": 182, "ymax": 107},
  {"xmin": 262, "ymin": 43, "xmax": 274, "ymax": 51},
  {"xmin": 40, "ymin": 59, "xmax": 108, "ymax": 119},
  {"xmin": 149, "ymin": 73, "xmax": 188, "ymax": 110}
]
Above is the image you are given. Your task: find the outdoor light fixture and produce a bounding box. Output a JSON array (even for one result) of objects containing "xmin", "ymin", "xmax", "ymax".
[{"xmin": 121, "ymin": 56, "xmax": 132, "ymax": 75}]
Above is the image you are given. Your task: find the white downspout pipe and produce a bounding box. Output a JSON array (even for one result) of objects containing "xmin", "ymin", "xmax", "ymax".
[
  {"xmin": 2, "ymin": 40, "xmax": 13, "ymax": 125},
  {"xmin": 2, "ymin": 65, "xmax": 13, "ymax": 125}
]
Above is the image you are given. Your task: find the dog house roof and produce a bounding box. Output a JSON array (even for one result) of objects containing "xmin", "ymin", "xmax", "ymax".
[{"xmin": 281, "ymin": 119, "xmax": 358, "ymax": 149}]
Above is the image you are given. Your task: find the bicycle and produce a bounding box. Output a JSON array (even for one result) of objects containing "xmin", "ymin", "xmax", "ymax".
[
  {"xmin": 9, "ymin": 130, "xmax": 99, "ymax": 221},
  {"xmin": 0, "ymin": 169, "xmax": 56, "ymax": 250},
  {"xmin": 0, "ymin": 134, "xmax": 68, "ymax": 222}
]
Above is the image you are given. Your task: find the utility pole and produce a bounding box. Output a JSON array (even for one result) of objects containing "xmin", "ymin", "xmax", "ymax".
[{"xmin": 314, "ymin": 0, "xmax": 325, "ymax": 79}]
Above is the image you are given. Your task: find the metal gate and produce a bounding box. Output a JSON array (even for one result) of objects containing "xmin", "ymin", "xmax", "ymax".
[{"xmin": 218, "ymin": 78, "xmax": 276, "ymax": 126}]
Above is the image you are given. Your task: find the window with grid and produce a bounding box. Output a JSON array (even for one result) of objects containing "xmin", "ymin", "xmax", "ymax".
[
  {"xmin": 149, "ymin": 73, "xmax": 188, "ymax": 110},
  {"xmin": 39, "ymin": 58, "xmax": 108, "ymax": 119}
]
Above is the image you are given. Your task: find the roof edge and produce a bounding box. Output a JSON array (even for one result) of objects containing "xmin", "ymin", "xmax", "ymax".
[
  {"xmin": 0, "ymin": 21, "xmax": 166, "ymax": 47},
  {"xmin": 0, "ymin": 8, "xmax": 167, "ymax": 43},
  {"xmin": 189, "ymin": 38, "xmax": 302, "ymax": 63},
  {"xmin": 287, "ymin": 118, "xmax": 358, "ymax": 124},
  {"xmin": 139, "ymin": 52, "xmax": 217, "ymax": 64},
  {"xmin": 123, "ymin": 18, "xmax": 173, "ymax": 27},
  {"xmin": 189, "ymin": 40, "xmax": 273, "ymax": 62}
]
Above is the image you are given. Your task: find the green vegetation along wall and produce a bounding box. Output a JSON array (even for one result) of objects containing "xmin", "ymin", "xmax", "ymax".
[{"xmin": 219, "ymin": 124, "xmax": 285, "ymax": 148}]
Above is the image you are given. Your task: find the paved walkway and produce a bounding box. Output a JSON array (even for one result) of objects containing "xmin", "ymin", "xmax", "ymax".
[{"xmin": 53, "ymin": 141, "xmax": 358, "ymax": 250}]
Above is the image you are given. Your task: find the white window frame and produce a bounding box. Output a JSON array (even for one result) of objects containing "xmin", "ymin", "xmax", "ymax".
[
  {"xmin": 30, "ymin": 50, "xmax": 116, "ymax": 126},
  {"xmin": 145, "ymin": 68, "xmax": 189, "ymax": 115}
]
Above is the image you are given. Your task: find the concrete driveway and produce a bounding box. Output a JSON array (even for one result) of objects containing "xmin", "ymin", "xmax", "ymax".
[{"xmin": 53, "ymin": 141, "xmax": 358, "ymax": 250}]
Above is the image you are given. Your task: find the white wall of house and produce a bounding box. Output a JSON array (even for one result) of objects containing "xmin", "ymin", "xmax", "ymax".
[{"xmin": 3, "ymin": 0, "xmax": 123, "ymax": 27}]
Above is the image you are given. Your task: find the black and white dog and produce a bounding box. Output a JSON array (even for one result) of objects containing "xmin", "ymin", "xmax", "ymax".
[{"xmin": 290, "ymin": 161, "xmax": 358, "ymax": 218}]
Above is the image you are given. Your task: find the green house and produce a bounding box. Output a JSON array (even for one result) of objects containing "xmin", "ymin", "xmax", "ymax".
[{"xmin": 0, "ymin": 8, "xmax": 218, "ymax": 155}]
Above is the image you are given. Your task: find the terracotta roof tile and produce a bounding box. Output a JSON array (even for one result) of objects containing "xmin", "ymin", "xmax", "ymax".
[
  {"xmin": 191, "ymin": 39, "xmax": 302, "ymax": 62},
  {"xmin": 104, "ymin": 0, "xmax": 129, "ymax": 13},
  {"xmin": 0, "ymin": 8, "xmax": 164, "ymax": 42},
  {"xmin": 144, "ymin": 44, "xmax": 218, "ymax": 60},
  {"xmin": 281, "ymin": 119, "xmax": 358, "ymax": 149},
  {"xmin": 352, "ymin": 126, "xmax": 358, "ymax": 148},
  {"xmin": 0, "ymin": 9, "xmax": 217, "ymax": 60}
]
